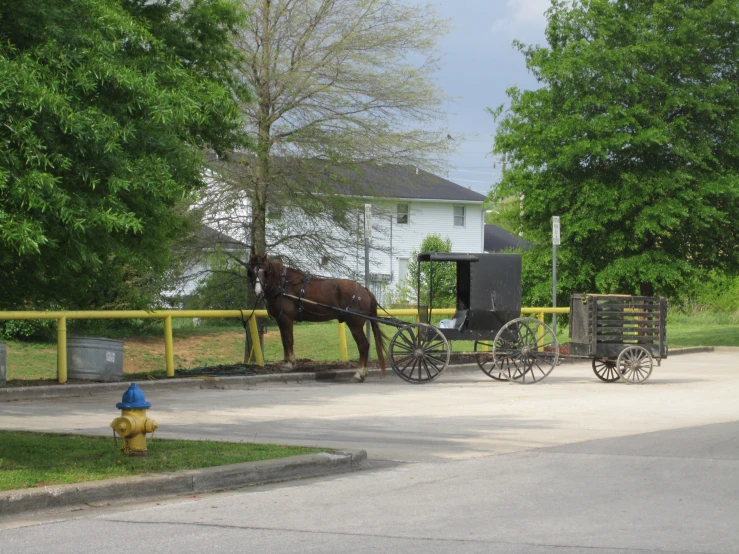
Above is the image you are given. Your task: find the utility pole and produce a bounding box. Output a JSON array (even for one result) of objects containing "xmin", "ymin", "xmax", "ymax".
[
  {"xmin": 364, "ymin": 204, "xmax": 372, "ymax": 348},
  {"xmin": 552, "ymin": 215, "xmax": 560, "ymax": 335}
]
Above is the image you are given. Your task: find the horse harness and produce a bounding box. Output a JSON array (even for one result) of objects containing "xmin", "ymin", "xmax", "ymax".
[
  {"xmin": 264, "ymin": 264, "xmax": 312, "ymax": 322},
  {"xmin": 259, "ymin": 263, "xmax": 363, "ymax": 322},
  {"xmin": 294, "ymin": 273, "xmax": 312, "ymax": 322},
  {"xmin": 346, "ymin": 281, "xmax": 362, "ymax": 311}
]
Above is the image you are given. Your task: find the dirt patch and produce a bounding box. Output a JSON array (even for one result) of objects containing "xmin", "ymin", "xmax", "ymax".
[{"xmin": 123, "ymin": 331, "xmax": 245, "ymax": 373}]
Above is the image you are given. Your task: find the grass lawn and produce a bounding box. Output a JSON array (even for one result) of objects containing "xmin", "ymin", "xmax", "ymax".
[
  {"xmin": 664, "ymin": 312, "xmax": 739, "ymax": 347},
  {"xmin": 0, "ymin": 431, "xmax": 327, "ymax": 492},
  {"xmin": 2, "ymin": 314, "xmax": 737, "ymax": 382}
]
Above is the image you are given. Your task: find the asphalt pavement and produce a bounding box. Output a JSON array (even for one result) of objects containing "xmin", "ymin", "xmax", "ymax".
[{"xmin": 1, "ymin": 350, "xmax": 738, "ymax": 553}]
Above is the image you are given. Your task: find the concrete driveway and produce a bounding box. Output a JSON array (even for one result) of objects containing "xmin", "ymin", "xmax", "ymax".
[
  {"xmin": 0, "ymin": 351, "xmax": 737, "ymax": 462},
  {"xmin": 1, "ymin": 351, "xmax": 738, "ymax": 553}
]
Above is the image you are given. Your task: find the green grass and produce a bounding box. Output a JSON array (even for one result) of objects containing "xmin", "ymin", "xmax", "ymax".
[
  {"xmin": 0, "ymin": 431, "xmax": 327, "ymax": 492},
  {"xmin": 665, "ymin": 312, "xmax": 739, "ymax": 347},
  {"xmin": 666, "ymin": 323, "xmax": 739, "ymax": 347},
  {"xmin": 2, "ymin": 340, "xmax": 57, "ymax": 381}
]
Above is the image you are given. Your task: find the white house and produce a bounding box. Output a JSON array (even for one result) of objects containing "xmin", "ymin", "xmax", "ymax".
[
  {"xmin": 189, "ymin": 162, "xmax": 487, "ymax": 303},
  {"xmin": 163, "ymin": 225, "xmax": 248, "ymax": 302},
  {"xmin": 269, "ymin": 164, "xmax": 487, "ymax": 302}
]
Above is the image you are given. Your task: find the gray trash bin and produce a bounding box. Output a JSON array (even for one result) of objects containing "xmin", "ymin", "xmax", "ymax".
[{"xmin": 66, "ymin": 337, "xmax": 124, "ymax": 382}]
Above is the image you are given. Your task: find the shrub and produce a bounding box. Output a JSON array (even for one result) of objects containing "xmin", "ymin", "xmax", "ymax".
[{"xmin": 0, "ymin": 319, "xmax": 56, "ymax": 341}]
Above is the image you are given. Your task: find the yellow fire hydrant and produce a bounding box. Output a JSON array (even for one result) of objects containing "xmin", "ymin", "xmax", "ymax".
[{"xmin": 110, "ymin": 383, "xmax": 158, "ymax": 457}]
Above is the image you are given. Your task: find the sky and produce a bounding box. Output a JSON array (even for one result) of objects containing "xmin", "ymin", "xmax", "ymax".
[{"xmin": 431, "ymin": 0, "xmax": 551, "ymax": 196}]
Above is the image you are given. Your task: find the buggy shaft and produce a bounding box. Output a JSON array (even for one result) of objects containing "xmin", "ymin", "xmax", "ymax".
[{"xmin": 281, "ymin": 293, "xmax": 410, "ymax": 329}]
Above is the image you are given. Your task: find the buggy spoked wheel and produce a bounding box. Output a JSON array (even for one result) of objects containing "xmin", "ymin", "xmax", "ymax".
[
  {"xmin": 474, "ymin": 340, "xmax": 524, "ymax": 381},
  {"xmin": 616, "ymin": 346, "xmax": 653, "ymax": 384},
  {"xmin": 492, "ymin": 318, "xmax": 559, "ymax": 384},
  {"xmin": 389, "ymin": 323, "xmax": 450, "ymax": 384},
  {"xmin": 592, "ymin": 358, "xmax": 621, "ymax": 382}
]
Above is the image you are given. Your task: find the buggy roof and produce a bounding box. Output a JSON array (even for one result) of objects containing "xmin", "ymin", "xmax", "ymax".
[{"xmin": 417, "ymin": 252, "xmax": 480, "ymax": 262}]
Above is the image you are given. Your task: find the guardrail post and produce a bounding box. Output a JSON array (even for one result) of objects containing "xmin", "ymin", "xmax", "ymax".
[
  {"xmin": 57, "ymin": 316, "xmax": 67, "ymax": 384},
  {"xmin": 537, "ymin": 311, "xmax": 545, "ymax": 351},
  {"xmin": 248, "ymin": 314, "xmax": 264, "ymax": 367},
  {"xmin": 164, "ymin": 316, "xmax": 175, "ymax": 377},
  {"xmin": 338, "ymin": 322, "xmax": 349, "ymax": 362}
]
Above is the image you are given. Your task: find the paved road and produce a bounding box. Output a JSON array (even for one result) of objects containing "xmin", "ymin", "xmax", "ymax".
[{"xmin": 1, "ymin": 351, "xmax": 738, "ymax": 553}]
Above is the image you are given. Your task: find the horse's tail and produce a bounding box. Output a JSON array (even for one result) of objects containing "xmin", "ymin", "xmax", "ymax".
[{"xmin": 369, "ymin": 294, "xmax": 388, "ymax": 377}]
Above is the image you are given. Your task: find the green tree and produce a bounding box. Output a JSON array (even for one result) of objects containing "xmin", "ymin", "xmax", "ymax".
[
  {"xmin": 0, "ymin": 0, "xmax": 247, "ymax": 309},
  {"xmin": 491, "ymin": 0, "xmax": 739, "ymax": 304},
  {"xmin": 402, "ymin": 234, "xmax": 456, "ymax": 308}
]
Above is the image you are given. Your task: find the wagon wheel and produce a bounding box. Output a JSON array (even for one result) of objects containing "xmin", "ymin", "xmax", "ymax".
[
  {"xmin": 616, "ymin": 346, "xmax": 653, "ymax": 384},
  {"xmin": 492, "ymin": 317, "xmax": 559, "ymax": 384},
  {"xmin": 389, "ymin": 323, "xmax": 450, "ymax": 384},
  {"xmin": 474, "ymin": 340, "xmax": 524, "ymax": 381},
  {"xmin": 592, "ymin": 358, "xmax": 621, "ymax": 383}
]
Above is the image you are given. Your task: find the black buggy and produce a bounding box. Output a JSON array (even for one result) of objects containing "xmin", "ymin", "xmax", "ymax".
[
  {"xmin": 384, "ymin": 253, "xmax": 668, "ymax": 385},
  {"xmin": 386, "ymin": 252, "xmax": 559, "ymax": 384}
]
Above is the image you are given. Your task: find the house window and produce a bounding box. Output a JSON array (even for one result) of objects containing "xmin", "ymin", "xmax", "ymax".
[
  {"xmin": 397, "ymin": 203, "xmax": 409, "ymax": 224},
  {"xmin": 454, "ymin": 206, "xmax": 465, "ymax": 227},
  {"xmin": 267, "ymin": 206, "xmax": 283, "ymax": 220},
  {"xmin": 398, "ymin": 258, "xmax": 409, "ymax": 284}
]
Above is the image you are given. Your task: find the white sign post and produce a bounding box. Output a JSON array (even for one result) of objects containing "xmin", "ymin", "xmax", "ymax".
[
  {"xmin": 552, "ymin": 216, "xmax": 560, "ymax": 335},
  {"xmin": 364, "ymin": 204, "xmax": 372, "ymax": 346},
  {"xmin": 364, "ymin": 203, "xmax": 372, "ymax": 244}
]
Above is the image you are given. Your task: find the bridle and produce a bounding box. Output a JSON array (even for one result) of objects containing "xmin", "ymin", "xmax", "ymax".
[{"xmin": 249, "ymin": 262, "xmax": 287, "ymax": 300}]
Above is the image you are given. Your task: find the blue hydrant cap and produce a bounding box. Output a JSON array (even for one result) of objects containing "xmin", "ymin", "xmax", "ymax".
[{"xmin": 116, "ymin": 383, "xmax": 151, "ymax": 409}]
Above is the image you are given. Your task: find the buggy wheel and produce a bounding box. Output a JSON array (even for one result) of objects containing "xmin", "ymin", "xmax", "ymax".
[
  {"xmin": 617, "ymin": 346, "xmax": 653, "ymax": 384},
  {"xmin": 474, "ymin": 340, "xmax": 524, "ymax": 381},
  {"xmin": 592, "ymin": 358, "xmax": 620, "ymax": 382},
  {"xmin": 389, "ymin": 323, "xmax": 450, "ymax": 384},
  {"xmin": 492, "ymin": 318, "xmax": 559, "ymax": 384}
]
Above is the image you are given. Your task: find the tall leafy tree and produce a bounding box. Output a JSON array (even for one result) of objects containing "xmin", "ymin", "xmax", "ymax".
[
  {"xmin": 204, "ymin": 0, "xmax": 452, "ymax": 263},
  {"xmin": 491, "ymin": 0, "xmax": 739, "ymax": 303},
  {"xmin": 0, "ymin": 0, "xmax": 247, "ymax": 309},
  {"xmin": 394, "ymin": 234, "xmax": 456, "ymax": 308}
]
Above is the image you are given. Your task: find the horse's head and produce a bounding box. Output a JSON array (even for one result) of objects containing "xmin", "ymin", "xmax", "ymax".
[{"xmin": 248, "ymin": 253, "xmax": 270, "ymax": 298}]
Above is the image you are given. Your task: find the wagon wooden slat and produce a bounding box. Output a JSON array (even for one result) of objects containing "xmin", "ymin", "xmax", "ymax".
[{"xmin": 569, "ymin": 294, "xmax": 668, "ymax": 384}]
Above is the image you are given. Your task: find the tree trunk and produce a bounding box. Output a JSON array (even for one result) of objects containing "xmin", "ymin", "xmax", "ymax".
[
  {"xmin": 249, "ymin": 0, "xmax": 274, "ymax": 256},
  {"xmin": 639, "ymin": 282, "xmax": 654, "ymax": 297}
]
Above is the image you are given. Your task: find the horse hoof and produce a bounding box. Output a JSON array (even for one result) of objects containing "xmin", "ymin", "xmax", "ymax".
[
  {"xmin": 281, "ymin": 363, "xmax": 294, "ymax": 373},
  {"xmin": 351, "ymin": 374, "xmax": 365, "ymax": 383}
]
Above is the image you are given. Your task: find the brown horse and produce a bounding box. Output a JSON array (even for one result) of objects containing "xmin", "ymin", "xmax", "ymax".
[{"xmin": 247, "ymin": 253, "xmax": 387, "ymax": 382}]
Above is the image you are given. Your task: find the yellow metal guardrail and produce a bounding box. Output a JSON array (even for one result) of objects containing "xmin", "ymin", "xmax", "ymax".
[{"xmin": 0, "ymin": 307, "xmax": 570, "ymax": 383}]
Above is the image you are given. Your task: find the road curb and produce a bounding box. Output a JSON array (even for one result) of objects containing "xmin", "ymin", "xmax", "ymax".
[
  {"xmin": 0, "ymin": 346, "xmax": 726, "ymax": 402},
  {"xmin": 0, "ymin": 369, "xmax": 358, "ymax": 402},
  {"xmin": 668, "ymin": 346, "xmax": 715, "ymax": 355},
  {"xmin": 0, "ymin": 450, "xmax": 367, "ymax": 517},
  {"xmin": 0, "ymin": 365, "xmax": 487, "ymax": 402}
]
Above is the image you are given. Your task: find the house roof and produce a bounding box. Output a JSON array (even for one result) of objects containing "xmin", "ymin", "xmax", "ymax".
[
  {"xmin": 330, "ymin": 164, "xmax": 487, "ymax": 203},
  {"xmin": 483, "ymin": 224, "xmax": 532, "ymax": 253},
  {"xmin": 196, "ymin": 226, "xmax": 246, "ymax": 251},
  {"xmin": 209, "ymin": 154, "xmax": 487, "ymax": 203}
]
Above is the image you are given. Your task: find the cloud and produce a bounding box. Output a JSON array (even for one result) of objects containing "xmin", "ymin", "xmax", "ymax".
[{"xmin": 491, "ymin": 0, "xmax": 552, "ymax": 39}]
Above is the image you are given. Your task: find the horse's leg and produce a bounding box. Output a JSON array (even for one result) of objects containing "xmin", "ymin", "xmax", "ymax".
[
  {"xmin": 347, "ymin": 318, "xmax": 370, "ymax": 382},
  {"xmin": 276, "ymin": 317, "xmax": 296, "ymax": 372}
]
